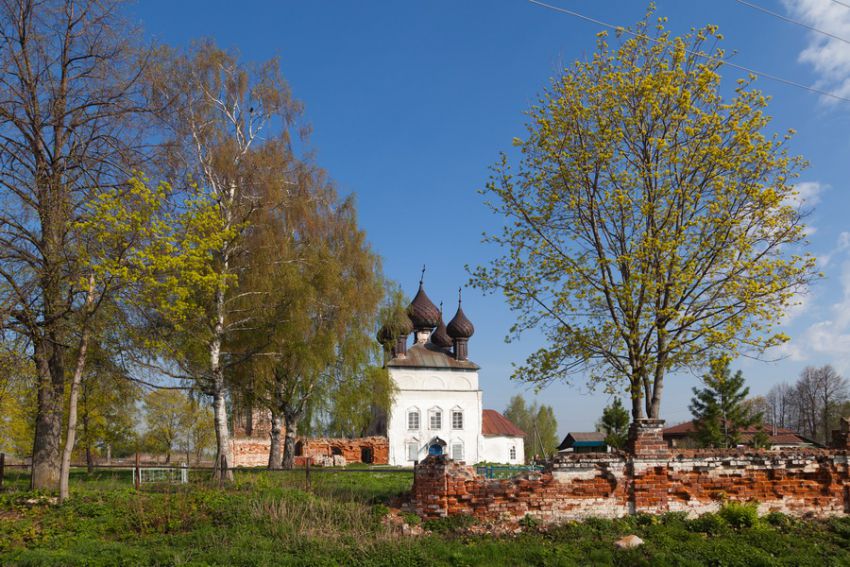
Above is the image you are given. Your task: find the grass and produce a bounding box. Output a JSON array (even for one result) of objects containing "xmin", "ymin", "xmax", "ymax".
[{"xmin": 3, "ymin": 469, "xmax": 850, "ymax": 565}]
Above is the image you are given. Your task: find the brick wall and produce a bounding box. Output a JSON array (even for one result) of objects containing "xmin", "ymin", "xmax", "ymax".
[
  {"xmin": 406, "ymin": 419, "xmax": 850, "ymax": 523},
  {"xmin": 230, "ymin": 436, "xmax": 389, "ymax": 467}
]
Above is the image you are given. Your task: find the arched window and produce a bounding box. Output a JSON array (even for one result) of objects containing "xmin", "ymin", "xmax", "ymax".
[
  {"xmin": 294, "ymin": 441, "xmax": 304, "ymax": 456},
  {"xmin": 428, "ymin": 407, "xmax": 443, "ymax": 430},
  {"xmin": 331, "ymin": 446, "xmax": 343, "ymax": 456},
  {"xmin": 406, "ymin": 440, "xmax": 419, "ymax": 461},
  {"xmin": 407, "ymin": 408, "xmax": 420, "ymax": 430},
  {"xmin": 451, "ymin": 440, "xmax": 464, "ymax": 461},
  {"xmin": 451, "ymin": 407, "xmax": 464, "ymax": 430}
]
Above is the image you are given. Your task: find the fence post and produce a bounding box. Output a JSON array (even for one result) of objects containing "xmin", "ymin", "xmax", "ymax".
[
  {"xmin": 0, "ymin": 452, "xmax": 5, "ymax": 490},
  {"xmin": 134, "ymin": 451, "xmax": 140, "ymax": 490},
  {"xmin": 305, "ymin": 456, "xmax": 311, "ymax": 492},
  {"xmin": 219, "ymin": 454, "xmax": 227, "ymax": 489},
  {"xmin": 181, "ymin": 462, "xmax": 188, "ymax": 484}
]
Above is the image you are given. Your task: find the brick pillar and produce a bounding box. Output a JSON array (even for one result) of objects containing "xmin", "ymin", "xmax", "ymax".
[
  {"xmin": 627, "ymin": 419, "xmax": 669, "ymax": 515},
  {"xmin": 831, "ymin": 417, "xmax": 850, "ymax": 449},
  {"xmin": 411, "ymin": 455, "xmax": 451, "ymax": 518}
]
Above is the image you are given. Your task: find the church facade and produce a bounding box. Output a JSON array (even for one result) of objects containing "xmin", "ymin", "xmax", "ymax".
[{"xmin": 378, "ymin": 281, "xmax": 525, "ymax": 467}]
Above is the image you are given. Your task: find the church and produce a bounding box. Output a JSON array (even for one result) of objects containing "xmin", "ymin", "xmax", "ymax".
[
  {"xmin": 230, "ymin": 279, "xmax": 525, "ymax": 467},
  {"xmin": 377, "ymin": 280, "xmax": 526, "ymax": 466}
]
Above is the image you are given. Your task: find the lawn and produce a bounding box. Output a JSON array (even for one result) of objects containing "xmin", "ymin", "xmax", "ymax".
[{"xmin": 3, "ymin": 467, "xmax": 850, "ymax": 566}]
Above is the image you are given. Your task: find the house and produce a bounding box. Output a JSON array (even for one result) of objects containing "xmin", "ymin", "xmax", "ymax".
[
  {"xmin": 557, "ymin": 432, "xmax": 608, "ymax": 453},
  {"xmin": 662, "ymin": 420, "xmax": 822, "ymax": 449},
  {"xmin": 379, "ymin": 280, "xmax": 526, "ymax": 466}
]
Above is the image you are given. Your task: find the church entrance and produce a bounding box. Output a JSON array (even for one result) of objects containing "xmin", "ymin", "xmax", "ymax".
[{"xmin": 428, "ymin": 437, "xmax": 447, "ymax": 456}]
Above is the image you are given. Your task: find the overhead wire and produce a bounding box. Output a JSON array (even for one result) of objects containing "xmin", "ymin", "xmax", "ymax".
[
  {"xmin": 526, "ymin": 0, "xmax": 850, "ymax": 104},
  {"xmin": 830, "ymin": 0, "xmax": 850, "ymax": 9},
  {"xmin": 734, "ymin": 0, "xmax": 850, "ymax": 46}
]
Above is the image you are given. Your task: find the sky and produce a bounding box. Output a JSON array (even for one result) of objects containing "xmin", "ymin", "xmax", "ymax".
[{"xmin": 126, "ymin": 0, "xmax": 850, "ymax": 438}]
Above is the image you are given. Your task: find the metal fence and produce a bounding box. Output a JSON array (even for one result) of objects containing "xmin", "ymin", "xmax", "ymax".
[{"xmin": 475, "ymin": 464, "xmax": 545, "ymax": 479}]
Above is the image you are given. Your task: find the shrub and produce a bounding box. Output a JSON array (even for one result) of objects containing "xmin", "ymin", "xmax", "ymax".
[
  {"xmin": 519, "ymin": 514, "xmax": 541, "ymax": 530},
  {"xmin": 719, "ymin": 502, "xmax": 759, "ymax": 529},
  {"xmin": 764, "ymin": 511, "xmax": 792, "ymax": 529},
  {"xmin": 688, "ymin": 512, "xmax": 728, "ymax": 535},
  {"xmin": 402, "ymin": 513, "xmax": 421, "ymax": 526}
]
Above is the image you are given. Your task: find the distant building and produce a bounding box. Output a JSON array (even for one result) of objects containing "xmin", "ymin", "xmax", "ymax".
[
  {"xmin": 380, "ymin": 280, "xmax": 526, "ymax": 466},
  {"xmin": 557, "ymin": 432, "xmax": 608, "ymax": 453},
  {"xmin": 662, "ymin": 420, "xmax": 822, "ymax": 449}
]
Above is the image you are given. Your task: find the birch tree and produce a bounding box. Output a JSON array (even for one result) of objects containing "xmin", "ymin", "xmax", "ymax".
[
  {"xmin": 471, "ymin": 15, "xmax": 818, "ymax": 420},
  {"xmin": 148, "ymin": 43, "xmax": 303, "ymax": 480}
]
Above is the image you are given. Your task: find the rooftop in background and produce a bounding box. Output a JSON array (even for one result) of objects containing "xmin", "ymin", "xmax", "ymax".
[
  {"xmin": 482, "ymin": 409, "xmax": 526, "ymax": 437},
  {"xmin": 386, "ymin": 342, "xmax": 480, "ymax": 370},
  {"xmin": 557, "ymin": 432, "xmax": 607, "ymax": 451},
  {"xmin": 663, "ymin": 420, "xmax": 822, "ymax": 447}
]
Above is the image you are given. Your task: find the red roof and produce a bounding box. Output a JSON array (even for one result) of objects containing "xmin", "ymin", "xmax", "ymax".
[
  {"xmin": 663, "ymin": 420, "xmax": 815, "ymax": 446},
  {"xmin": 482, "ymin": 409, "xmax": 526, "ymax": 437}
]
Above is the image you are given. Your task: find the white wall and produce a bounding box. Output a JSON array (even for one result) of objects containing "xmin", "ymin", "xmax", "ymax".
[
  {"xmin": 481, "ymin": 435, "xmax": 525, "ymax": 465},
  {"xmin": 387, "ymin": 367, "xmax": 483, "ymax": 466}
]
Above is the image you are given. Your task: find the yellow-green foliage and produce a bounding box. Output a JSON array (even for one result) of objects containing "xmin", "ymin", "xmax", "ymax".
[{"xmin": 472, "ymin": 12, "xmax": 818, "ymax": 418}]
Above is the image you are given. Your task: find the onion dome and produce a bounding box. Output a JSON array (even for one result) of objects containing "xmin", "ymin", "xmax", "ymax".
[
  {"xmin": 407, "ymin": 282, "xmax": 440, "ymax": 329},
  {"xmin": 376, "ymin": 325, "xmax": 394, "ymax": 346},
  {"xmin": 430, "ymin": 309, "xmax": 452, "ymax": 349},
  {"xmin": 447, "ymin": 290, "xmax": 474, "ymax": 339},
  {"xmin": 376, "ymin": 314, "xmax": 413, "ymax": 345}
]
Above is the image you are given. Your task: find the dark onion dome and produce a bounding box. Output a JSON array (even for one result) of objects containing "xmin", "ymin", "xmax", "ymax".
[
  {"xmin": 430, "ymin": 314, "xmax": 452, "ymax": 348},
  {"xmin": 376, "ymin": 314, "xmax": 413, "ymax": 345},
  {"xmin": 376, "ymin": 325, "xmax": 394, "ymax": 346},
  {"xmin": 407, "ymin": 283, "xmax": 440, "ymax": 329},
  {"xmin": 447, "ymin": 303, "xmax": 474, "ymax": 339}
]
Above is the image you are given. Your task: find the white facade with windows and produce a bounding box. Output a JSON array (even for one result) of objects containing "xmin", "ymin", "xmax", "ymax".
[{"xmin": 381, "ymin": 281, "xmax": 525, "ymax": 466}]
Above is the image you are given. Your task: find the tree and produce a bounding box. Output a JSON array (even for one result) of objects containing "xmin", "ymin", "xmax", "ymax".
[
  {"xmin": 0, "ymin": 0, "xmax": 152, "ymax": 490},
  {"xmin": 764, "ymin": 383, "xmax": 796, "ymax": 431},
  {"xmin": 504, "ymin": 395, "xmax": 559, "ymax": 461},
  {"xmin": 143, "ymin": 390, "xmax": 188, "ymax": 464},
  {"xmin": 792, "ymin": 365, "xmax": 848, "ymax": 444},
  {"xmin": 147, "ymin": 42, "xmax": 303, "ymax": 481},
  {"xmin": 470, "ymin": 14, "xmax": 817, "ymax": 421},
  {"xmin": 689, "ymin": 357, "xmax": 759, "ymax": 448},
  {"xmin": 597, "ymin": 398, "xmax": 630, "ymax": 449}
]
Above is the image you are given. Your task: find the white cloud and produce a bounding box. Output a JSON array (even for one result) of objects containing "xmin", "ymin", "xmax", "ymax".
[{"xmin": 783, "ymin": 0, "xmax": 850, "ymax": 102}]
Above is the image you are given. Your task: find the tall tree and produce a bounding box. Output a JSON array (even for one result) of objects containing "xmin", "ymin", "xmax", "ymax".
[
  {"xmin": 504, "ymin": 395, "xmax": 559, "ymax": 461},
  {"xmin": 0, "ymin": 0, "xmax": 152, "ymax": 490},
  {"xmin": 148, "ymin": 42, "xmax": 303, "ymax": 481},
  {"xmin": 793, "ymin": 365, "xmax": 848, "ymax": 444},
  {"xmin": 689, "ymin": 357, "xmax": 759, "ymax": 448},
  {"xmin": 470, "ymin": 14, "xmax": 818, "ymax": 420},
  {"xmin": 597, "ymin": 397, "xmax": 630, "ymax": 449}
]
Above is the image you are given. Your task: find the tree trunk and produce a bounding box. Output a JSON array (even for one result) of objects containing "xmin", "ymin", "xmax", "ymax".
[
  {"xmin": 282, "ymin": 413, "xmax": 297, "ymax": 470},
  {"xmin": 165, "ymin": 451, "xmax": 171, "ymax": 465},
  {"xmin": 85, "ymin": 446, "xmax": 94, "ymax": 475},
  {"xmin": 629, "ymin": 378, "xmax": 644, "ymax": 421},
  {"xmin": 106, "ymin": 444, "xmax": 112, "ymax": 465},
  {"xmin": 59, "ymin": 278, "xmax": 95, "ymax": 502},
  {"xmin": 31, "ymin": 337, "xmax": 65, "ymax": 491},
  {"xmin": 210, "ymin": 278, "xmax": 234, "ymax": 482},
  {"xmin": 268, "ymin": 412, "xmax": 282, "ymax": 470}
]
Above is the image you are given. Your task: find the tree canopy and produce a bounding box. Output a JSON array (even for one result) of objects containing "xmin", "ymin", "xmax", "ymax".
[{"xmin": 471, "ymin": 14, "xmax": 818, "ymax": 420}]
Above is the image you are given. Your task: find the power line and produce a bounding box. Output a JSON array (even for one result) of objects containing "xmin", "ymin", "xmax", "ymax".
[
  {"xmin": 830, "ymin": 0, "xmax": 850, "ymax": 9},
  {"xmin": 734, "ymin": 0, "xmax": 850, "ymax": 46},
  {"xmin": 526, "ymin": 0, "xmax": 850, "ymax": 104}
]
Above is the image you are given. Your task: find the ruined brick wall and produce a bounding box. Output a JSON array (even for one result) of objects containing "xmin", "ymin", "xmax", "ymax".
[
  {"xmin": 407, "ymin": 419, "xmax": 850, "ymax": 523},
  {"xmin": 230, "ymin": 436, "xmax": 389, "ymax": 467}
]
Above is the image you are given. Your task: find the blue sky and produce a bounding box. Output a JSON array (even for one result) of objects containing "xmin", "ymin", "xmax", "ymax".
[{"xmin": 128, "ymin": 1, "xmax": 850, "ymax": 437}]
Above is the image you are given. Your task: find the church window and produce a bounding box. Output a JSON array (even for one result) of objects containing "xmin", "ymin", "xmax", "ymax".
[
  {"xmin": 407, "ymin": 410, "xmax": 420, "ymax": 430},
  {"xmin": 429, "ymin": 408, "xmax": 442, "ymax": 430},
  {"xmin": 451, "ymin": 442, "xmax": 464, "ymax": 461},
  {"xmin": 451, "ymin": 409, "xmax": 464, "ymax": 430},
  {"xmin": 406, "ymin": 442, "xmax": 418, "ymax": 461},
  {"xmin": 510, "ymin": 446, "xmax": 517, "ymax": 460}
]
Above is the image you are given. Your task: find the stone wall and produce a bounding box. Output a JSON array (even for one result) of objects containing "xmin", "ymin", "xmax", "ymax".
[
  {"xmin": 406, "ymin": 419, "xmax": 850, "ymax": 523},
  {"xmin": 230, "ymin": 436, "xmax": 389, "ymax": 467}
]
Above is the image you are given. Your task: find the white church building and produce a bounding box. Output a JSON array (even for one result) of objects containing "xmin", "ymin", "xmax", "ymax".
[{"xmin": 377, "ymin": 281, "xmax": 525, "ymax": 466}]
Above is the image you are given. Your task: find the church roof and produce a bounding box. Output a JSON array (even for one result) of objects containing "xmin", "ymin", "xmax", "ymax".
[
  {"xmin": 482, "ymin": 409, "xmax": 526, "ymax": 437},
  {"xmin": 386, "ymin": 342, "xmax": 479, "ymax": 370}
]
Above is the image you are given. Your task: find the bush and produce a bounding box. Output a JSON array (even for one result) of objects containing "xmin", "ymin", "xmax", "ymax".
[
  {"xmin": 402, "ymin": 513, "xmax": 421, "ymax": 526},
  {"xmin": 688, "ymin": 512, "xmax": 728, "ymax": 535},
  {"xmin": 519, "ymin": 514, "xmax": 541, "ymax": 530},
  {"xmin": 764, "ymin": 511, "xmax": 792, "ymax": 529},
  {"xmin": 719, "ymin": 502, "xmax": 759, "ymax": 529}
]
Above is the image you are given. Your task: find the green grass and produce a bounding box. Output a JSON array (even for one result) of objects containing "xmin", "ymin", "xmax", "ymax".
[{"xmin": 3, "ymin": 470, "xmax": 850, "ymax": 566}]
